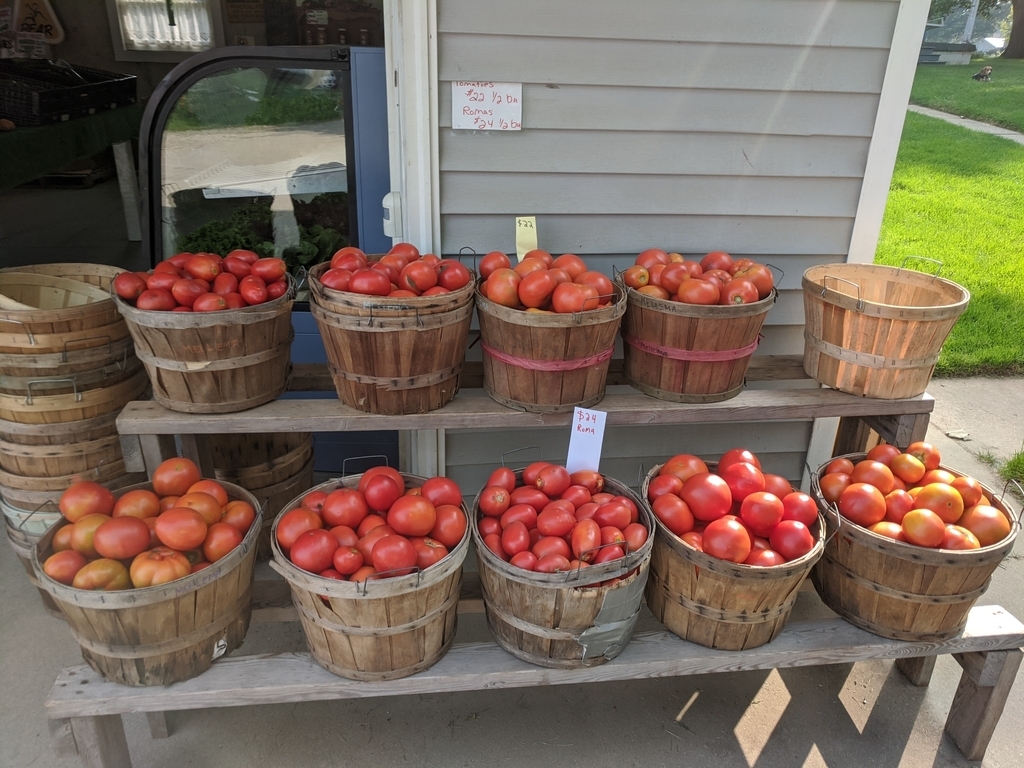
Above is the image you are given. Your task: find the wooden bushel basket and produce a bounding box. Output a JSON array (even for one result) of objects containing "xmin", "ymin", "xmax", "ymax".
[
  {"xmin": 5, "ymin": 516, "xmax": 64, "ymax": 619},
  {"xmin": 209, "ymin": 432, "xmax": 315, "ymax": 559},
  {"xmin": 810, "ymin": 453, "xmax": 1018, "ymax": 642},
  {"xmin": 802, "ymin": 263, "xmax": 970, "ymax": 399},
  {"xmin": 0, "ymin": 409, "xmax": 119, "ymax": 446},
  {"xmin": 309, "ymin": 263, "xmax": 474, "ymax": 415},
  {"xmin": 471, "ymin": 473, "xmax": 654, "ymax": 668},
  {"xmin": 0, "ymin": 366, "xmax": 149, "ymax": 425},
  {"xmin": 0, "ymin": 470, "xmax": 147, "ymax": 511},
  {"xmin": 475, "ymin": 284, "xmax": 626, "ymax": 413},
  {"xmin": 32, "ymin": 480, "xmax": 262, "ymax": 686},
  {"xmin": 621, "ymin": 287, "xmax": 776, "ymax": 403},
  {"xmin": 114, "ymin": 280, "xmax": 295, "ymax": 413},
  {"xmin": 270, "ymin": 473, "xmax": 468, "ymax": 680},
  {"xmin": 642, "ymin": 463, "xmax": 825, "ymax": 650}
]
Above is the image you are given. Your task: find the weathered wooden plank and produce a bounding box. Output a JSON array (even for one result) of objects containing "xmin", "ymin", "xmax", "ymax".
[
  {"xmin": 48, "ymin": 717, "xmax": 77, "ymax": 757},
  {"xmin": 441, "ymin": 173, "xmax": 862, "ymax": 217},
  {"xmin": 439, "ymin": 36, "xmax": 889, "ymax": 93},
  {"xmin": 954, "ymin": 650, "xmax": 1013, "ymax": 687},
  {"xmin": 440, "ymin": 214, "xmax": 855, "ymax": 256},
  {"xmin": 116, "ymin": 390, "xmax": 934, "ymax": 436},
  {"xmin": 945, "ymin": 649, "xmax": 1023, "ymax": 761},
  {"xmin": 895, "ymin": 655, "xmax": 936, "ymax": 687},
  {"xmin": 438, "ymin": 0, "xmax": 899, "ymax": 48},
  {"xmin": 179, "ymin": 434, "xmax": 215, "ymax": 479},
  {"xmin": 68, "ymin": 715, "xmax": 131, "ymax": 768},
  {"xmin": 145, "ymin": 711, "xmax": 170, "ymax": 739},
  {"xmin": 439, "ymin": 130, "xmax": 872, "ymax": 177},
  {"xmin": 440, "ymin": 86, "xmax": 880, "ymax": 135},
  {"xmin": 46, "ymin": 605, "xmax": 1024, "ymax": 719},
  {"xmin": 138, "ymin": 434, "xmax": 176, "ymax": 478}
]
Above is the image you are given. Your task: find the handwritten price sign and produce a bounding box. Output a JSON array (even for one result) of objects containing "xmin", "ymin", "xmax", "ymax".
[
  {"xmin": 565, "ymin": 407, "xmax": 607, "ymax": 474},
  {"xmin": 451, "ymin": 82, "xmax": 522, "ymax": 131}
]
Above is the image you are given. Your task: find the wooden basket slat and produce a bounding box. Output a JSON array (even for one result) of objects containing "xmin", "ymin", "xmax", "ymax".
[
  {"xmin": 0, "ymin": 264, "xmax": 124, "ymax": 339},
  {"xmin": 0, "ymin": 432, "xmax": 123, "ymax": 476},
  {"xmin": 0, "ymin": 367, "xmax": 149, "ymax": 425}
]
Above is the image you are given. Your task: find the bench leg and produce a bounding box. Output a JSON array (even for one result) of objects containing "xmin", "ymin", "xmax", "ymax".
[
  {"xmin": 895, "ymin": 655, "xmax": 936, "ymax": 687},
  {"xmin": 69, "ymin": 715, "xmax": 132, "ymax": 768},
  {"xmin": 146, "ymin": 711, "xmax": 170, "ymax": 739},
  {"xmin": 944, "ymin": 648, "xmax": 1023, "ymax": 761}
]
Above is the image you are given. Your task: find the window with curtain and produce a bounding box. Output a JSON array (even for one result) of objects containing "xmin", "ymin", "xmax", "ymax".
[{"xmin": 115, "ymin": 0, "xmax": 215, "ymax": 52}]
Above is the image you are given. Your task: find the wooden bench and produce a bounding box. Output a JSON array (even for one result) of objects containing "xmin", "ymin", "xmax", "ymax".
[{"xmin": 45, "ymin": 578, "xmax": 1024, "ymax": 768}]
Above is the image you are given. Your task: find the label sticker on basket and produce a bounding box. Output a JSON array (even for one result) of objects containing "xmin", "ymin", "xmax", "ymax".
[
  {"xmin": 566, "ymin": 407, "xmax": 606, "ymax": 473},
  {"xmin": 515, "ymin": 216, "xmax": 537, "ymax": 262}
]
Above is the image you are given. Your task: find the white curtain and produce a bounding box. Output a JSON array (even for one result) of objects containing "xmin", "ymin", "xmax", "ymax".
[{"xmin": 116, "ymin": 0, "xmax": 214, "ymax": 52}]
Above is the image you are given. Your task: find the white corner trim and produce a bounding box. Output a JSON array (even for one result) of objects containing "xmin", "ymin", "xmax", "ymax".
[
  {"xmin": 847, "ymin": 0, "xmax": 932, "ymax": 265},
  {"xmin": 384, "ymin": 0, "xmax": 439, "ymax": 254}
]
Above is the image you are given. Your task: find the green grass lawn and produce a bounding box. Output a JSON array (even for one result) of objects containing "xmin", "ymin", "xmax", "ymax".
[
  {"xmin": 875, "ymin": 112, "xmax": 1024, "ymax": 376},
  {"xmin": 910, "ymin": 59, "xmax": 1024, "ymax": 131}
]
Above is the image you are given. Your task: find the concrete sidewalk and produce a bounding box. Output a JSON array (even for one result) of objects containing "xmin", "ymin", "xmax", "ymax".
[{"xmin": 908, "ymin": 104, "xmax": 1024, "ymax": 146}]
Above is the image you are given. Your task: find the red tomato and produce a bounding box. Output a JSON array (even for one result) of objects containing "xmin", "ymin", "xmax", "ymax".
[
  {"xmin": 300, "ymin": 490, "xmax": 327, "ymax": 513},
  {"xmin": 635, "ymin": 248, "xmax": 670, "ymax": 269},
  {"xmin": 769, "ymin": 520, "xmax": 815, "ymax": 561},
  {"xmin": 719, "ymin": 448, "xmax": 762, "ymax": 472},
  {"xmin": 356, "ymin": 514, "xmax": 388, "ymax": 538},
  {"xmin": 250, "ymin": 258, "xmax": 286, "ymax": 283},
  {"xmin": 518, "ymin": 270, "xmax": 558, "ymax": 309},
  {"xmin": 289, "ymin": 529, "xmax": 339, "ymax": 573},
  {"xmin": 675, "ymin": 279, "xmax": 719, "ymax": 305},
  {"xmin": 322, "ymin": 488, "xmax": 369, "ymax": 528},
  {"xmin": 851, "ymin": 460, "xmax": 895, "ymax": 495},
  {"xmin": 60, "ymin": 481, "xmax": 116, "ymax": 521},
  {"xmin": 622, "ymin": 523, "xmax": 649, "ymax": 553},
  {"xmin": 221, "ymin": 257, "xmax": 252, "ymax": 279},
  {"xmin": 371, "ymin": 535, "xmax": 418, "ymax": 575},
  {"xmin": 388, "ymin": 242, "xmax": 420, "ymax": 262},
  {"xmin": 137, "ymin": 288, "xmax": 176, "ymax": 311},
  {"xmin": 652, "ymin": 494, "xmax": 694, "ymax": 536},
  {"xmin": 319, "ymin": 268, "xmax": 353, "ymax": 292},
  {"xmin": 411, "ymin": 537, "xmax": 449, "ymax": 569},
  {"xmin": 52, "ymin": 525, "xmax": 73, "ymax": 552},
  {"xmin": 486, "ymin": 466, "xmax": 517, "ymax": 492},
  {"xmin": 203, "ymin": 521, "xmax": 243, "ymax": 562},
  {"xmin": 483, "ymin": 268, "xmax": 522, "ymax": 307},
  {"xmin": 70, "ymin": 514, "xmax": 112, "ymax": 558},
  {"xmin": 762, "ymin": 473, "xmax": 793, "ymax": 499},
  {"xmin": 332, "ymin": 546, "xmax": 364, "ymax": 575},
  {"xmin": 681, "ymin": 531, "xmax": 704, "ymax": 551},
  {"xmin": 501, "ymin": 503, "xmax": 539, "ymax": 530},
  {"xmin": 535, "ymin": 554, "xmax": 572, "ymax": 573},
  {"xmin": 951, "ymin": 476, "xmax": 984, "ymax": 509},
  {"xmin": 398, "ymin": 261, "xmax": 436, "ymax": 293},
  {"xmin": 328, "ymin": 525, "xmax": 359, "ymax": 548},
  {"xmin": 128, "ymin": 546, "xmax": 191, "ymax": 587},
  {"xmin": 720, "ymin": 278, "xmax": 759, "ymax": 305},
  {"xmin": 478, "ymin": 517, "xmax": 501, "ymax": 538},
  {"xmin": 221, "ymin": 500, "xmax": 256, "ymax": 534},
  {"xmin": 703, "ymin": 516, "xmax": 751, "ymax": 563},
  {"xmin": 940, "ymin": 524, "xmax": 981, "ymax": 550},
  {"xmin": 869, "ymin": 521, "xmax": 907, "ymax": 541},
  {"xmin": 350, "ymin": 565, "xmax": 378, "ymax": 583},
  {"xmin": 680, "ymin": 473, "xmax": 733, "ymax": 521},
  {"xmin": 420, "ymin": 477, "xmax": 463, "ymax": 508},
  {"xmin": 744, "ymin": 549, "xmax": 787, "ymax": 566},
  {"xmin": 513, "ymin": 257, "xmax": 548, "ymax": 278},
  {"xmin": 818, "ymin": 472, "xmax": 852, "ymax": 504},
  {"xmin": 660, "ymin": 455, "xmax": 709, "ymax": 483},
  {"xmin": 184, "ymin": 254, "xmax": 220, "ymax": 281},
  {"xmin": 570, "ymin": 519, "xmax": 602, "ymax": 562},
  {"xmin": 913, "ymin": 483, "xmax": 964, "ymax": 524},
  {"xmin": 436, "ymin": 259, "xmax": 472, "ymax": 291},
  {"xmin": 276, "ymin": 507, "xmax": 323, "ymax": 552},
  {"xmin": 574, "ymin": 271, "xmax": 614, "ymax": 304},
  {"xmin": 536, "ymin": 506, "xmax": 576, "ymax": 537},
  {"xmin": 479, "ymin": 251, "xmax": 512, "ymax": 279},
  {"xmin": 901, "ymin": 508, "xmax": 945, "ymax": 548},
  {"xmin": 551, "ymin": 281, "xmax": 600, "ymax": 313},
  {"xmin": 958, "ymin": 505, "xmax": 1010, "ymax": 546},
  {"xmin": 363, "ymin": 474, "xmax": 403, "ymax": 513},
  {"xmin": 113, "ymin": 272, "xmax": 147, "ymax": 301},
  {"xmin": 907, "ymin": 441, "xmax": 942, "ymax": 471},
  {"xmin": 501, "ymin": 521, "xmax": 532, "ymax": 556},
  {"xmin": 732, "ymin": 264, "xmax": 774, "ymax": 299},
  {"xmin": 884, "ymin": 489, "xmax": 916, "ymax": 524},
  {"xmin": 700, "ymin": 251, "xmax": 734, "ymax": 272},
  {"xmin": 155, "ymin": 507, "xmax": 208, "ymax": 551},
  {"xmin": 483, "ymin": 532, "xmax": 509, "ymax": 561},
  {"xmin": 331, "ymin": 246, "xmax": 367, "ymax": 270},
  {"xmin": 43, "ymin": 550, "xmax": 88, "ymax": 585},
  {"xmin": 781, "ymin": 492, "xmax": 818, "ymax": 527},
  {"xmin": 356, "ymin": 524, "xmax": 395, "ymax": 562},
  {"xmin": 73, "ymin": 558, "xmax": 131, "ymax": 590},
  {"xmin": 358, "ymin": 466, "xmax": 405, "ymax": 494},
  {"xmin": 189, "ymin": 480, "xmax": 227, "ymax": 505},
  {"xmin": 510, "ymin": 551, "xmax": 538, "ymax": 571},
  {"xmin": 349, "ymin": 268, "xmax": 392, "ymax": 296},
  {"xmin": 429, "ymin": 504, "xmax": 466, "ymax": 548},
  {"xmin": 93, "ymin": 516, "xmax": 151, "ymax": 560},
  {"xmin": 740, "ymin": 492, "xmax": 785, "ymax": 537},
  {"xmin": 838, "ymin": 483, "xmax": 886, "ymax": 527},
  {"xmin": 478, "ymin": 485, "xmax": 511, "ymax": 517},
  {"xmin": 719, "ymin": 461, "xmax": 765, "ymax": 503},
  {"xmin": 534, "ymin": 535, "xmax": 572, "ymax": 561},
  {"xmin": 387, "ymin": 495, "xmax": 437, "ymax": 536},
  {"xmin": 176, "ymin": 491, "xmax": 222, "ymax": 526}
]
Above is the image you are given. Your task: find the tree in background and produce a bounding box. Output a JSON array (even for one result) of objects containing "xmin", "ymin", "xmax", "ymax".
[{"xmin": 929, "ymin": 0, "xmax": 1022, "ymax": 57}]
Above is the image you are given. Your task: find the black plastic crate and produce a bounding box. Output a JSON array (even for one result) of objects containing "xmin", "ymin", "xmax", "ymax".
[{"xmin": 0, "ymin": 60, "xmax": 137, "ymax": 126}]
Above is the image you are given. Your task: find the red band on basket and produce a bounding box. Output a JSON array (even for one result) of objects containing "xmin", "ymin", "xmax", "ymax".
[
  {"xmin": 622, "ymin": 333, "xmax": 760, "ymax": 362},
  {"xmin": 481, "ymin": 343, "xmax": 614, "ymax": 372}
]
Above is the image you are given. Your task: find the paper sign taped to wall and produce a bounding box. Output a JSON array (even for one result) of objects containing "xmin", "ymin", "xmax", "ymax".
[
  {"xmin": 566, "ymin": 407, "xmax": 607, "ymax": 474},
  {"xmin": 451, "ymin": 82, "xmax": 522, "ymax": 131},
  {"xmin": 515, "ymin": 216, "xmax": 537, "ymax": 262}
]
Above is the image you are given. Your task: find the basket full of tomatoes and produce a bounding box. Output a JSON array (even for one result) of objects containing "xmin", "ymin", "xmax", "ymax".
[
  {"xmin": 471, "ymin": 462, "xmax": 654, "ymax": 668},
  {"xmin": 642, "ymin": 449, "xmax": 825, "ymax": 651},
  {"xmin": 308, "ymin": 244, "xmax": 475, "ymax": 415},
  {"xmin": 810, "ymin": 443, "xmax": 1018, "ymax": 642},
  {"xmin": 112, "ymin": 250, "xmax": 295, "ymax": 413},
  {"xmin": 31, "ymin": 457, "xmax": 262, "ymax": 686},
  {"xmin": 269, "ymin": 468, "xmax": 470, "ymax": 681},
  {"xmin": 475, "ymin": 250, "xmax": 625, "ymax": 413},
  {"xmin": 619, "ymin": 249, "xmax": 776, "ymax": 404}
]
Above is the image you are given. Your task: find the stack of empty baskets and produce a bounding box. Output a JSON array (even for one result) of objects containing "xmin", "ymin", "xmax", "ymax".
[{"xmin": 0, "ymin": 264, "xmax": 149, "ymax": 615}]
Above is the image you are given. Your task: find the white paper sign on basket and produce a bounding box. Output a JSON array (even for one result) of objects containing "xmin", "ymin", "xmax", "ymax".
[{"xmin": 566, "ymin": 407, "xmax": 607, "ymax": 474}]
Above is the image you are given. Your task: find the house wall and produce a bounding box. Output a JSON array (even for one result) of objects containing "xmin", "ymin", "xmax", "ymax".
[{"xmin": 433, "ymin": 0, "xmax": 913, "ymax": 490}]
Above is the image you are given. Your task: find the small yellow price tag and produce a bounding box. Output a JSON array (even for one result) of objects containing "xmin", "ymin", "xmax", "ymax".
[{"xmin": 515, "ymin": 216, "xmax": 537, "ymax": 263}]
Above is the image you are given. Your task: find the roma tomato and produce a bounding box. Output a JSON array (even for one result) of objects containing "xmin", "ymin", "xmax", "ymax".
[
  {"xmin": 152, "ymin": 457, "xmax": 201, "ymax": 497},
  {"xmin": 486, "ymin": 466, "xmax": 517, "ymax": 492},
  {"xmin": 387, "ymin": 495, "xmax": 437, "ymax": 537},
  {"xmin": 250, "ymin": 258, "xmax": 287, "ymax": 283},
  {"xmin": 509, "ymin": 485, "xmax": 550, "ymax": 509},
  {"xmin": 184, "ymin": 254, "xmax": 221, "ymax": 281},
  {"xmin": 114, "ymin": 271, "xmax": 148, "ymax": 301},
  {"xmin": 837, "ymin": 483, "xmax": 886, "ymax": 527},
  {"xmin": 478, "ymin": 486, "xmax": 511, "ymax": 517},
  {"xmin": 60, "ymin": 481, "xmax": 116, "ymax": 521},
  {"xmin": 681, "ymin": 473, "xmax": 733, "ymax": 521},
  {"xmin": 534, "ymin": 535, "xmax": 572, "ymax": 561},
  {"xmin": 536, "ymin": 506, "xmax": 576, "ymax": 537},
  {"xmin": 593, "ymin": 501, "xmax": 632, "ymax": 530},
  {"xmin": 276, "ymin": 508, "xmax": 323, "ymax": 551},
  {"xmin": 203, "ymin": 522, "xmax": 243, "ymax": 562},
  {"xmin": 570, "ymin": 519, "xmax": 602, "ymax": 562},
  {"xmin": 221, "ymin": 257, "xmax": 252, "ymax": 279},
  {"xmin": 322, "ymin": 488, "xmax": 369, "ymax": 528},
  {"xmin": 478, "ymin": 516, "xmax": 501, "ymax": 538},
  {"xmin": 510, "ymin": 551, "xmax": 538, "ymax": 571},
  {"xmin": 569, "ymin": 469, "xmax": 604, "ymax": 494},
  {"xmin": 769, "ymin": 520, "xmax": 815, "ymax": 561},
  {"xmin": 560, "ymin": 484, "xmax": 592, "ymax": 509},
  {"xmin": 171, "ymin": 278, "xmax": 206, "ymax": 308},
  {"xmin": 371, "ymin": 535, "xmax": 418, "ymax": 575},
  {"xmin": 623, "ymin": 522, "xmax": 649, "ymax": 553},
  {"xmin": 93, "ymin": 516, "xmax": 151, "ymax": 560},
  {"xmin": 535, "ymin": 554, "xmax": 572, "ymax": 573},
  {"xmin": 289, "ymin": 529, "xmax": 339, "ymax": 573},
  {"xmin": 129, "ymin": 547, "xmax": 191, "ymax": 587},
  {"xmin": 702, "ymin": 516, "xmax": 751, "ymax": 563},
  {"xmin": 112, "ymin": 489, "xmax": 160, "ymax": 520},
  {"xmin": 483, "ymin": 532, "xmax": 509, "ymax": 561},
  {"xmin": 43, "ymin": 550, "xmax": 88, "ymax": 585},
  {"xmin": 73, "ymin": 558, "xmax": 131, "ymax": 591},
  {"xmin": 501, "ymin": 521, "xmax": 532, "ymax": 556},
  {"xmin": 239, "ymin": 275, "xmax": 268, "ymax": 305},
  {"xmin": 534, "ymin": 464, "xmax": 571, "ymax": 497}
]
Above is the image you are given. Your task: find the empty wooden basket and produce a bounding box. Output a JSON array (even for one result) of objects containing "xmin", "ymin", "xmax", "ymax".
[
  {"xmin": 802, "ymin": 263, "xmax": 970, "ymax": 399},
  {"xmin": 471, "ymin": 473, "xmax": 654, "ymax": 668},
  {"xmin": 32, "ymin": 480, "xmax": 262, "ymax": 686},
  {"xmin": 475, "ymin": 285, "xmax": 625, "ymax": 413},
  {"xmin": 622, "ymin": 287, "xmax": 775, "ymax": 403},
  {"xmin": 811, "ymin": 453, "xmax": 1017, "ymax": 641},
  {"xmin": 642, "ymin": 463, "xmax": 824, "ymax": 650},
  {"xmin": 270, "ymin": 474, "xmax": 469, "ymax": 680}
]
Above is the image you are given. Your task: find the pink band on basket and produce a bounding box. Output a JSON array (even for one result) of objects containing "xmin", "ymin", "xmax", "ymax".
[
  {"xmin": 481, "ymin": 343, "xmax": 614, "ymax": 372},
  {"xmin": 622, "ymin": 333, "xmax": 761, "ymax": 362}
]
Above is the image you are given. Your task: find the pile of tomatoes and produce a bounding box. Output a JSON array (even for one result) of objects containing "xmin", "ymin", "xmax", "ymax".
[
  {"xmin": 113, "ymin": 250, "xmax": 289, "ymax": 312},
  {"xmin": 648, "ymin": 449, "xmax": 818, "ymax": 566},
  {"xmin": 622, "ymin": 249, "xmax": 774, "ymax": 306},
  {"xmin": 275, "ymin": 468, "xmax": 468, "ymax": 581},
  {"xmin": 818, "ymin": 442, "xmax": 1011, "ymax": 550},
  {"xmin": 316, "ymin": 243, "xmax": 473, "ymax": 298},
  {"xmin": 475, "ymin": 462, "xmax": 649, "ymax": 575},
  {"xmin": 41, "ymin": 458, "xmax": 256, "ymax": 591},
  {"xmin": 478, "ymin": 250, "xmax": 617, "ymax": 314}
]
